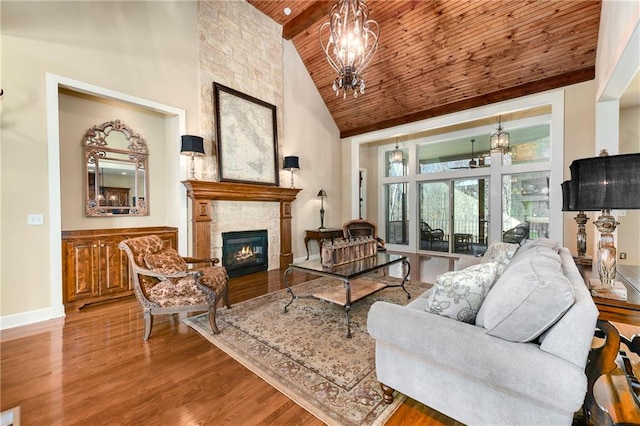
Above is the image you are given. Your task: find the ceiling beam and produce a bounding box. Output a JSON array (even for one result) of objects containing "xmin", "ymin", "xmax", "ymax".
[
  {"xmin": 283, "ymin": 1, "xmax": 332, "ymax": 40},
  {"xmin": 339, "ymin": 67, "xmax": 596, "ymax": 138}
]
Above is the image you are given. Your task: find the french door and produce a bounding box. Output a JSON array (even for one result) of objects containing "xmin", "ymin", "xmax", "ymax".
[{"xmin": 418, "ymin": 178, "xmax": 489, "ymax": 255}]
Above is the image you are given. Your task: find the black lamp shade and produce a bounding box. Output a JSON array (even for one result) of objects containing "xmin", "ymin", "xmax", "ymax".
[
  {"xmin": 317, "ymin": 189, "xmax": 327, "ymax": 197},
  {"xmin": 283, "ymin": 156, "xmax": 299, "ymax": 170},
  {"xmin": 569, "ymin": 153, "xmax": 640, "ymax": 210},
  {"xmin": 181, "ymin": 135, "xmax": 205, "ymax": 156},
  {"xmin": 561, "ymin": 180, "xmax": 573, "ymax": 211}
]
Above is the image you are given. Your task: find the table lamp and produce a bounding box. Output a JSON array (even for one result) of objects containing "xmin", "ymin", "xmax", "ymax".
[
  {"xmin": 569, "ymin": 151, "xmax": 640, "ymax": 299},
  {"xmin": 317, "ymin": 189, "xmax": 327, "ymax": 230},
  {"xmin": 283, "ymin": 156, "xmax": 300, "ymax": 188},
  {"xmin": 181, "ymin": 135, "xmax": 205, "ymax": 180},
  {"xmin": 561, "ymin": 180, "xmax": 598, "ymax": 260}
]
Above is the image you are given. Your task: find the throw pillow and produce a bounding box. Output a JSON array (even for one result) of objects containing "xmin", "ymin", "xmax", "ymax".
[
  {"xmin": 476, "ymin": 254, "xmax": 575, "ymax": 342},
  {"xmin": 426, "ymin": 262, "xmax": 499, "ymax": 323},
  {"xmin": 144, "ymin": 247, "xmax": 187, "ymax": 274},
  {"xmin": 481, "ymin": 241, "xmax": 519, "ymax": 276}
]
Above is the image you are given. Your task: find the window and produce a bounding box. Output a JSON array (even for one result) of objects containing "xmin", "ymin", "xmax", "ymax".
[
  {"xmin": 418, "ymin": 137, "xmax": 490, "ymax": 174},
  {"xmin": 375, "ymin": 94, "xmax": 561, "ymax": 254},
  {"xmin": 503, "ymin": 124, "xmax": 550, "ymax": 166},
  {"xmin": 502, "ymin": 172, "xmax": 550, "ymax": 243},
  {"xmin": 385, "ymin": 183, "xmax": 408, "ymax": 245}
]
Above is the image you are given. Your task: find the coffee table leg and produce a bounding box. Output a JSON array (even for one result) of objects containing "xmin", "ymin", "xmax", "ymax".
[
  {"xmin": 283, "ymin": 267, "xmax": 295, "ymax": 313},
  {"xmin": 345, "ymin": 279, "xmax": 352, "ymax": 338},
  {"xmin": 400, "ymin": 259, "xmax": 412, "ymax": 299}
]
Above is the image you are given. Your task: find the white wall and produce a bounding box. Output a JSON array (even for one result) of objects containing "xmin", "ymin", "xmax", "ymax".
[
  {"xmin": 59, "ymin": 90, "xmax": 172, "ymax": 230},
  {"xmin": 1, "ymin": 0, "xmax": 198, "ymax": 323},
  {"xmin": 283, "ymin": 41, "xmax": 341, "ymax": 260},
  {"xmin": 594, "ymin": 0, "xmax": 640, "ymax": 265}
]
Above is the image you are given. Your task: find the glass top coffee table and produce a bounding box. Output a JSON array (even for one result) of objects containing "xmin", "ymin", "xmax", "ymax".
[{"xmin": 283, "ymin": 253, "xmax": 411, "ymax": 337}]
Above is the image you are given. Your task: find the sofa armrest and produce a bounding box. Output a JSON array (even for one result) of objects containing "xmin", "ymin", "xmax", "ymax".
[{"xmin": 367, "ymin": 301, "xmax": 588, "ymax": 410}]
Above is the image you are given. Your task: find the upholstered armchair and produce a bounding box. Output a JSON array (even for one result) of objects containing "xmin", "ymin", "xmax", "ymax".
[
  {"xmin": 342, "ymin": 219, "xmax": 386, "ymax": 251},
  {"xmin": 118, "ymin": 235, "xmax": 230, "ymax": 340}
]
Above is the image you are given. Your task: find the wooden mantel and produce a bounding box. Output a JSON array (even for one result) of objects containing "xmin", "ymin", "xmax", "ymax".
[{"xmin": 182, "ymin": 180, "xmax": 301, "ymax": 269}]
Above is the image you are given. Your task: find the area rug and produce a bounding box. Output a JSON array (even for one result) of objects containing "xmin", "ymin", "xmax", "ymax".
[{"xmin": 183, "ymin": 274, "xmax": 431, "ymax": 426}]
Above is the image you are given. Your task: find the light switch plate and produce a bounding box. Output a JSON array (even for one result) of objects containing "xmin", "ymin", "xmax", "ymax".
[{"xmin": 27, "ymin": 214, "xmax": 44, "ymax": 225}]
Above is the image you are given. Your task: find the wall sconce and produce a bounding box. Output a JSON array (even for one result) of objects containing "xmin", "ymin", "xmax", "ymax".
[
  {"xmin": 283, "ymin": 156, "xmax": 300, "ymax": 188},
  {"xmin": 317, "ymin": 189, "xmax": 327, "ymax": 230},
  {"xmin": 569, "ymin": 151, "xmax": 640, "ymax": 300},
  {"xmin": 181, "ymin": 135, "xmax": 205, "ymax": 180},
  {"xmin": 490, "ymin": 116, "xmax": 510, "ymax": 153}
]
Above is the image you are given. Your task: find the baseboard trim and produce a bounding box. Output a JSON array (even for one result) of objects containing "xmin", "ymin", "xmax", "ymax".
[{"xmin": 0, "ymin": 307, "xmax": 65, "ymax": 330}]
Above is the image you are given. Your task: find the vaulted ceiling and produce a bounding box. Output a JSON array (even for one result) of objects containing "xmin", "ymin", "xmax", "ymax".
[{"xmin": 248, "ymin": 0, "xmax": 602, "ymax": 138}]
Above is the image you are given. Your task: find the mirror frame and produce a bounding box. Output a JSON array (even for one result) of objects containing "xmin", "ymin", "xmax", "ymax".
[{"xmin": 83, "ymin": 119, "xmax": 149, "ymax": 216}]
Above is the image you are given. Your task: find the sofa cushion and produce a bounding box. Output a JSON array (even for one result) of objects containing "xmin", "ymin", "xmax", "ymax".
[
  {"xmin": 144, "ymin": 247, "xmax": 187, "ymax": 274},
  {"xmin": 516, "ymin": 237, "xmax": 560, "ymax": 257},
  {"xmin": 481, "ymin": 241, "xmax": 519, "ymax": 275},
  {"xmin": 426, "ymin": 262, "xmax": 499, "ymax": 323},
  {"xmin": 476, "ymin": 254, "xmax": 575, "ymax": 342}
]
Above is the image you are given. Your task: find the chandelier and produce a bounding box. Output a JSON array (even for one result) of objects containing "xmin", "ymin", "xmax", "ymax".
[{"xmin": 319, "ymin": 0, "xmax": 379, "ymax": 99}]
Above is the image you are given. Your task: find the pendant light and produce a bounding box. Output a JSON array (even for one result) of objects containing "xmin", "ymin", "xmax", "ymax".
[
  {"xmin": 490, "ymin": 116, "xmax": 510, "ymax": 153},
  {"xmin": 390, "ymin": 140, "xmax": 403, "ymax": 164}
]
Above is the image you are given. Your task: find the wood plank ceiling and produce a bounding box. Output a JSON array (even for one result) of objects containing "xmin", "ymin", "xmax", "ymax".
[{"xmin": 248, "ymin": 0, "xmax": 601, "ymax": 138}]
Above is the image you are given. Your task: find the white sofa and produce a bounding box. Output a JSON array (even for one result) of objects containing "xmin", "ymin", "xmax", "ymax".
[{"xmin": 367, "ymin": 239, "xmax": 599, "ymax": 425}]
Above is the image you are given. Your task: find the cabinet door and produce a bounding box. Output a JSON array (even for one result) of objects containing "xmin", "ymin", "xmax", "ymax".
[
  {"xmin": 99, "ymin": 237, "xmax": 131, "ymax": 295},
  {"xmin": 62, "ymin": 240, "xmax": 99, "ymax": 303}
]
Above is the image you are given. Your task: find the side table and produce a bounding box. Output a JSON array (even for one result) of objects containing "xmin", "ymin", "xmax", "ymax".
[
  {"xmin": 304, "ymin": 228, "xmax": 344, "ymax": 260},
  {"xmin": 580, "ymin": 265, "xmax": 640, "ymax": 425}
]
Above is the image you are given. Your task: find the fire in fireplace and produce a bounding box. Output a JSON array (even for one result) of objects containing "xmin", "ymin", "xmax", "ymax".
[{"xmin": 222, "ymin": 230, "xmax": 268, "ymax": 278}]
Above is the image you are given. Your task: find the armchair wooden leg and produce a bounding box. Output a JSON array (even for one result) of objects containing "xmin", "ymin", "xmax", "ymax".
[
  {"xmin": 381, "ymin": 383, "xmax": 395, "ymax": 404},
  {"xmin": 143, "ymin": 310, "xmax": 153, "ymax": 341},
  {"xmin": 208, "ymin": 305, "xmax": 220, "ymax": 334},
  {"xmin": 222, "ymin": 284, "xmax": 231, "ymax": 309}
]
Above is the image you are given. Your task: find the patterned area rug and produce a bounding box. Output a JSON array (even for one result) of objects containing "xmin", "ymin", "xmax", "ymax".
[{"xmin": 183, "ymin": 274, "xmax": 432, "ymax": 426}]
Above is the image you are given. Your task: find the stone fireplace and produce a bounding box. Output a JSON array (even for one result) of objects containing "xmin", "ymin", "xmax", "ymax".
[
  {"xmin": 182, "ymin": 180, "xmax": 301, "ymax": 271},
  {"xmin": 222, "ymin": 229, "xmax": 268, "ymax": 277}
]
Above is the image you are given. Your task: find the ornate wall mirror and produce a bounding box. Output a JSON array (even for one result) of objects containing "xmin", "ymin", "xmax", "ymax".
[{"xmin": 84, "ymin": 119, "xmax": 149, "ymax": 216}]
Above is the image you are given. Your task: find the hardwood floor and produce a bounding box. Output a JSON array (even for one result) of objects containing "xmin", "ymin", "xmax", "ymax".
[
  {"xmin": 0, "ymin": 268, "xmax": 457, "ymax": 425},
  {"xmin": 1, "ymin": 268, "xmax": 635, "ymax": 425}
]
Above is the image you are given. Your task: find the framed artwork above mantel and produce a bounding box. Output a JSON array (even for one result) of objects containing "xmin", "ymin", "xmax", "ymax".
[{"xmin": 213, "ymin": 82, "xmax": 279, "ymax": 186}]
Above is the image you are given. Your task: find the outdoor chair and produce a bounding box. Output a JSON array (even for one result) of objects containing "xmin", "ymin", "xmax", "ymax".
[
  {"xmin": 502, "ymin": 223, "xmax": 530, "ymax": 244},
  {"xmin": 118, "ymin": 235, "xmax": 230, "ymax": 340},
  {"xmin": 343, "ymin": 219, "xmax": 386, "ymax": 251},
  {"xmin": 420, "ymin": 222, "xmax": 446, "ymax": 245}
]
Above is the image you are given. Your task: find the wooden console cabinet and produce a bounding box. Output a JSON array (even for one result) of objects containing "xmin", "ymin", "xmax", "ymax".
[{"xmin": 62, "ymin": 226, "xmax": 177, "ymax": 310}]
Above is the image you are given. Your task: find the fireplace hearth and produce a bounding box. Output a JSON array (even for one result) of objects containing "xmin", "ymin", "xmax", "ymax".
[{"xmin": 222, "ymin": 230, "xmax": 268, "ymax": 278}]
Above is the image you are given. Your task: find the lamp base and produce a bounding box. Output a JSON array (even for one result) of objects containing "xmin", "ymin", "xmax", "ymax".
[{"xmin": 589, "ymin": 278, "xmax": 627, "ymax": 301}]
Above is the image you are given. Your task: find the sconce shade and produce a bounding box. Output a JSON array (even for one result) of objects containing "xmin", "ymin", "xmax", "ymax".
[
  {"xmin": 180, "ymin": 135, "xmax": 205, "ymax": 156},
  {"xmin": 569, "ymin": 153, "xmax": 640, "ymax": 210},
  {"xmin": 283, "ymin": 156, "xmax": 300, "ymax": 170},
  {"xmin": 317, "ymin": 189, "xmax": 327, "ymax": 197}
]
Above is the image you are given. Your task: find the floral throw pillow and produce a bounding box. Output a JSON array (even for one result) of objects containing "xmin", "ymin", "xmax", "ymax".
[
  {"xmin": 481, "ymin": 241, "xmax": 519, "ymax": 276},
  {"xmin": 144, "ymin": 247, "xmax": 187, "ymax": 274},
  {"xmin": 426, "ymin": 262, "xmax": 499, "ymax": 323}
]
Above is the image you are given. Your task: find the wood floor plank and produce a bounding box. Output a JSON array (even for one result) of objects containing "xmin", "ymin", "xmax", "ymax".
[{"xmin": 2, "ymin": 267, "xmax": 635, "ymax": 425}]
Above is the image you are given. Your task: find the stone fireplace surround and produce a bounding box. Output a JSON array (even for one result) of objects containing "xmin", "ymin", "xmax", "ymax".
[{"xmin": 182, "ymin": 180, "xmax": 301, "ymax": 270}]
